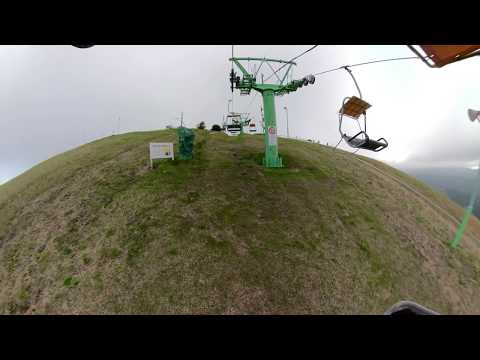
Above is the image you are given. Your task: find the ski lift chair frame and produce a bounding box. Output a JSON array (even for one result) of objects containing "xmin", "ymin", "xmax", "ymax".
[
  {"xmin": 384, "ymin": 300, "xmax": 439, "ymax": 315},
  {"xmin": 338, "ymin": 67, "xmax": 388, "ymax": 152}
]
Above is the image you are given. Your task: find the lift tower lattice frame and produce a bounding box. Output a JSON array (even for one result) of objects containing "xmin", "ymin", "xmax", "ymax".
[{"xmin": 229, "ymin": 57, "xmax": 315, "ymax": 168}]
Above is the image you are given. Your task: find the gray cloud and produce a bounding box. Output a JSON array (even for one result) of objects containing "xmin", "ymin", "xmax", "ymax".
[
  {"xmin": 0, "ymin": 45, "xmax": 344, "ymax": 183},
  {"xmin": 1, "ymin": 45, "xmax": 478, "ymax": 184},
  {"xmin": 404, "ymin": 113, "xmax": 480, "ymax": 167}
]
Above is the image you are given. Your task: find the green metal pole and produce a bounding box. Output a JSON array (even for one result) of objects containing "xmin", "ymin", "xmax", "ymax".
[
  {"xmin": 261, "ymin": 90, "xmax": 283, "ymax": 168},
  {"xmin": 451, "ymin": 207, "xmax": 473, "ymax": 248},
  {"xmin": 451, "ymin": 164, "xmax": 480, "ymax": 248}
]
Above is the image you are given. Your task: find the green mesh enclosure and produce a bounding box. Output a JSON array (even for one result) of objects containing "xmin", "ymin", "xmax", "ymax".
[{"xmin": 176, "ymin": 127, "xmax": 195, "ymax": 160}]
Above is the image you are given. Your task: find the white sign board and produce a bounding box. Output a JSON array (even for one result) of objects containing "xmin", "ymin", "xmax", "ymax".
[
  {"xmin": 268, "ymin": 127, "xmax": 277, "ymax": 146},
  {"xmin": 150, "ymin": 142, "xmax": 174, "ymax": 168}
]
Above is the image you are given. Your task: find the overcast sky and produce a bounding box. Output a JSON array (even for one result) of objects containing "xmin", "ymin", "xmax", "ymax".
[{"xmin": 1, "ymin": 45, "xmax": 479, "ymax": 184}]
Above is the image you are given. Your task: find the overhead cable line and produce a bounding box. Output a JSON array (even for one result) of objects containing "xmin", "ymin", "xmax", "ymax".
[
  {"xmin": 264, "ymin": 45, "xmax": 319, "ymax": 83},
  {"xmin": 244, "ymin": 46, "xmax": 319, "ymax": 118},
  {"xmin": 313, "ymin": 55, "xmax": 430, "ymax": 77}
]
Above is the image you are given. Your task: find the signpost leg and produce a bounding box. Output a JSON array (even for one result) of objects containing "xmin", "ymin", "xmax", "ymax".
[{"xmin": 262, "ymin": 90, "xmax": 283, "ymax": 168}]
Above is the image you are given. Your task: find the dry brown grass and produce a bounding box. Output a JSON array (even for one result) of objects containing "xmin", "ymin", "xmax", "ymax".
[{"xmin": 1, "ymin": 129, "xmax": 480, "ymax": 314}]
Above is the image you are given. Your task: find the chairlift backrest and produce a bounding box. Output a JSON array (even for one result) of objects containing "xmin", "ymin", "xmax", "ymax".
[{"xmin": 339, "ymin": 96, "xmax": 371, "ymax": 119}]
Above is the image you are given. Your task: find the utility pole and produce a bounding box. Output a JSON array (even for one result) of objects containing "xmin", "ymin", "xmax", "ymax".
[
  {"xmin": 231, "ymin": 45, "xmax": 234, "ymax": 113},
  {"xmin": 181, "ymin": 112, "xmax": 184, "ymax": 127},
  {"xmin": 451, "ymin": 110, "xmax": 480, "ymax": 248},
  {"xmin": 452, "ymin": 161, "xmax": 480, "ymax": 248},
  {"xmin": 284, "ymin": 106, "xmax": 289, "ymax": 138}
]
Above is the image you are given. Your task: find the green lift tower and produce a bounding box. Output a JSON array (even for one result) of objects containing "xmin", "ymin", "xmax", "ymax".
[{"xmin": 229, "ymin": 57, "xmax": 315, "ymax": 168}]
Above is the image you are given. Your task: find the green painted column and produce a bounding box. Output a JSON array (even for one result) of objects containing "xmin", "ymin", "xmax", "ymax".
[
  {"xmin": 451, "ymin": 207, "xmax": 473, "ymax": 248},
  {"xmin": 451, "ymin": 165, "xmax": 480, "ymax": 248},
  {"xmin": 261, "ymin": 90, "xmax": 283, "ymax": 168}
]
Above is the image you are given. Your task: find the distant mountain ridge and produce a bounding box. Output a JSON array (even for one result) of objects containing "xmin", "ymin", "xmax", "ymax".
[{"xmin": 398, "ymin": 166, "xmax": 480, "ymax": 218}]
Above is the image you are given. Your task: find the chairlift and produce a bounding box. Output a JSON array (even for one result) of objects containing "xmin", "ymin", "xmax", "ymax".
[
  {"xmin": 408, "ymin": 45, "xmax": 480, "ymax": 68},
  {"xmin": 224, "ymin": 123, "xmax": 242, "ymax": 136},
  {"xmin": 338, "ymin": 67, "xmax": 388, "ymax": 152},
  {"xmin": 224, "ymin": 112, "xmax": 251, "ymax": 136},
  {"xmin": 384, "ymin": 300, "xmax": 439, "ymax": 315}
]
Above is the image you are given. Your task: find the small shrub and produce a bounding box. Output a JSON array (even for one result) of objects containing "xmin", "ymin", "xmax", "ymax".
[
  {"xmin": 167, "ymin": 248, "xmax": 178, "ymax": 256},
  {"xmin": 64, "ymin": 276, "xmax": 80, "ymax": 288}
]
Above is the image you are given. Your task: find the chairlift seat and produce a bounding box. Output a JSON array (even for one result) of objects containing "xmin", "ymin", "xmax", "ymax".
[
  {"xmin": 359, "ymin": 137, "xmax": 388, "ymax": 152},
  {"xmin": 343, "ymin": 131, "xmax": 388, "ymax": 152}
]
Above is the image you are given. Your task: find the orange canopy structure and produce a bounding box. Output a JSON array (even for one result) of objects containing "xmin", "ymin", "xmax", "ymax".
[{"xmin": 408, "ymin": 45, "xmax": 480, "ymax": 67}]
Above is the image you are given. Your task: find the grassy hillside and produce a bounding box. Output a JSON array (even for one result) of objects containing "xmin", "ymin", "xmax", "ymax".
[{"xmin": 1, "ymin": 129, "xmax": 480, "ymax": 314}]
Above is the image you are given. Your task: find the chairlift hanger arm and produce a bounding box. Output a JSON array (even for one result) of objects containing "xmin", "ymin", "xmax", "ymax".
[
  {"xmin": 338, "ymin": 97, "xmax": 350, "ymax": 135},
  {"xmin": 344, "ymin": 66, "xmax": 362, "ymax": 99}
]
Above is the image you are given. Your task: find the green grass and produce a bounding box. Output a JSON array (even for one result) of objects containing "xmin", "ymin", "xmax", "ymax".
[
  {"xmin": 1, "ymin": 129, "xmax": 480, "ymax": 314},
  {"xmin": 64, "ymin": 276, "xmax": 80, "ymax": 288}
]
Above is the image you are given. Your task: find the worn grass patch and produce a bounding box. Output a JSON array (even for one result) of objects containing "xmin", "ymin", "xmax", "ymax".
[{"xmin": 1, "ymin": 129, "xmax": 480, "ymax": 314}]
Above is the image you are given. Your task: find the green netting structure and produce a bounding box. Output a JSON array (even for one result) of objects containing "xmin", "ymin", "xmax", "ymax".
[{"xmin": 176, "ymin": 127, "xmax": 195, "ymax": 160}]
